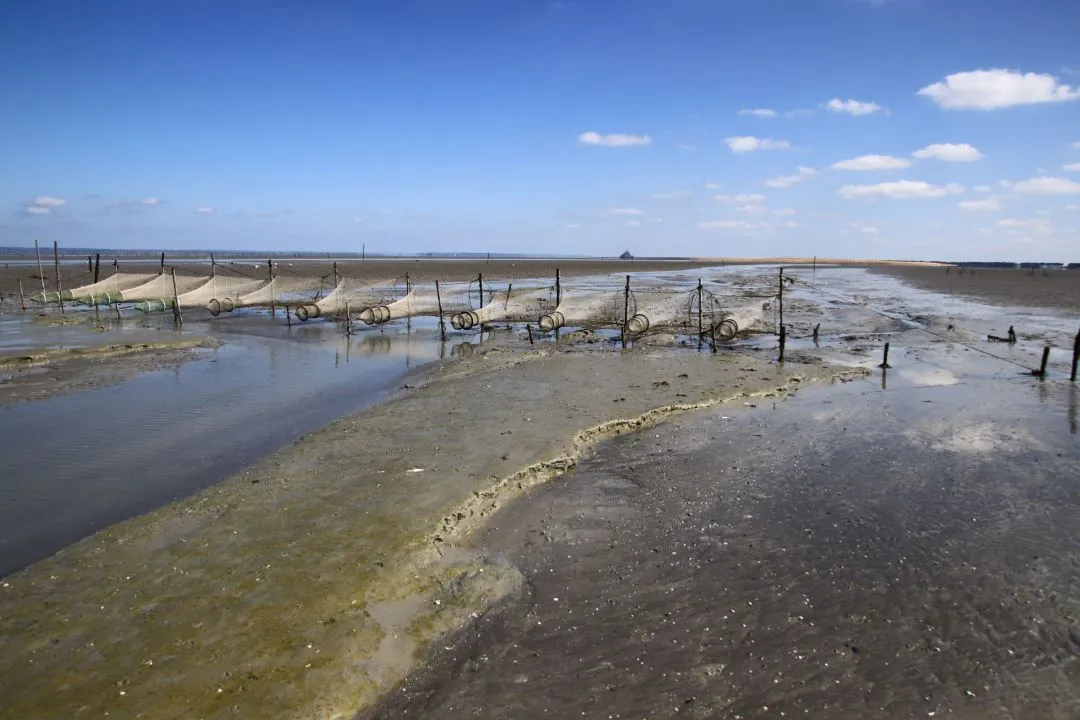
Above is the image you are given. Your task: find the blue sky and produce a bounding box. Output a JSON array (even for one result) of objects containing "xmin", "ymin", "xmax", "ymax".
[{"xmin": 2, "ymin": 0, "xmax": 1079, "ymax": 261}]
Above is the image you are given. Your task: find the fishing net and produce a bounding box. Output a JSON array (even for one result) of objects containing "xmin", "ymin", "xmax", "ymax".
[
  {"xmin": 171, "ymin": 276, "xmax": 268, "ymax": 313},
  {"xmin": 233, "ymin": 276, "xmax": 327, "ymax": 311},
  {"xmin": 28, "ymin": 272, "xmax": 161, "ymax": 305},
  {"xmin": 357, "ymin": 281, "xmax": 475, "ymax": 325},
  {"xmin": 538, "ymin": 290, "xmax": 624, "ymax": 331},
  {"xmin": 294, "ymin": 277, "xmax": 397, "ymax": 321},
  {"xmin": 112, "ymin": 274, "xmax": 211, "ymax": 304},
  {"xmin": 450, "ymin": 286, "xmax": 553, "ymax": 329}
]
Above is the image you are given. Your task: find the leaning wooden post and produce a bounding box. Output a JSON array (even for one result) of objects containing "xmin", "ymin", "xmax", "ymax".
[
  {"xmin": 53, "ymin": 241, "xmax": 64, "ymax": 313},
  {"xmin": 434, "ymin": 280, "xmax": 446, "ymax": 340},
  {"xmin": 1036, "ymin": 345, "xmax": 1050, "ymax": 378},
  {"xmin": 778, "ymin": 324, "xmax": 786, "ymax": 363},
  {"xmin": 1071, "ymin": 329, "xmax": 1079, "ymax": 382},
  {"xmin": 778, "ymin": 266, "xmax": 784, "ymax": 333},
  {"xmin": 18, "ymin": 279, "xmax": 26, "ymax": 310},
  {"xmin": 879, "ymin": 342, "xmax": 891, "ymax": 369},
  {"xmin": 34, "ymin": 239, "xmax": 45, "ymax": 292},
  {"xmin": 555, "ymin": 268, "xmax": 561, "ymax": 306},
  {"xmin": 526, "ymin": 324, "xmax": 534, "ymax": 345},
  {"xmin": 170, "ymin": 267, "xmax": 183, "ymax": 325},
  {"xmin": 93, "ymin": 253, "xmax": 100, "ymax": 283},
  {"xmin": 622, "ymin": 274, "xmax": 630, "ymax": 349}
]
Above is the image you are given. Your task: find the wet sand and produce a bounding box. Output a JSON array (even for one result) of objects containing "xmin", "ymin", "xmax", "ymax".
[
  {"xmin": 367, "ymin": 375, "xmax": 1080, "ymax": 719},
  {"xmin": 0, "ymin": 342, "xmax": 857, "ymax": 720},
  {"xmin": 870, "ymin": 265, "xmax": 1080, "ymax": 314}
]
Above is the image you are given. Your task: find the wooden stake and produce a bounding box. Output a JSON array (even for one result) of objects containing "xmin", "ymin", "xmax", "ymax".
[
  {"xmin": 527, "ymin": 323, "xmax": 534, "ymax": 345},
  {"xmin": 87, "ymin": 255, "xmax": 93, "ymax": 273},
  {"xmin": 93, "ymin": 253, "xmax": 100, "ymax": 283},
  {"xmin": 170, "ymin": 267, "xmax": 183, "ymax": 325},
  {"xmin": 505, "ymin": 283, "xmax": 512, "ymax": 309},
  {"xmin": 1071, "ymin": 329, "xmax": 1079, "ymax": 382},
  {"xmin": 1036, "ymin": 345, "xmax": 1050, "ymax": 378},
  {"xmin": 34, "ymin": 239, "xmax": 45, "ymax": 292},
  {"xmin": 435, "ymin": 280, "xmax": 446, "ymax": 340},
  {"xmin": 478, "ymin": 273, "xmax": 484, "ymax": 308},
  {"xmin": 53, "ymin": 241, "xmax": 64, "ymax": 313},
  {"xmin": 555, "ymin": 268, "xmax": 561, "ymax": 306},
  {"xmin": 778, "ymin": 267, "xmax": 784, "ymax": 333},
  {"xmin": 160, "ymin": 252, "xmax": 165, "ymax": 273},
  {"xmin": 362, "ymin": 243, "xmax": 365, "ymax": 261},
  {"xmin": 878, "ymin": 342, "xmax": 891, "ymax": 369},
  {"xmin": 622, "ymin": 274, "xmax": 630, "ymax": 349},
  {"xmin": 696, "ymin": 278, "xmax": 703, "ymax": 350},
  {"xmin": 286, "ymin": 304, "xmax": 292, "ymax": 327},
  {"xmin": 779, "ymin": 324, "xmax": 786, "ymax": 363},
  {"xmin": 268, "ymin": 259, "xmax": 275, "ymax": 317},
  {"xmin": 18, "ymin": 279, "xmax": 26, "ymax": 310},
  {"xmin": 333, "ymin": 262, "xmax": 339, "ymax": 288}
]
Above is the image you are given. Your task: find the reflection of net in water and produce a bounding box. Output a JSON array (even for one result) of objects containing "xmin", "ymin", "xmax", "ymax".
[
  {"xmin": 451, "ymin": 287, "xmax": 553, "ymax": 329},
  {"xmin": 294, "ymin": 278, "xmax": 397, "ymax": 321}
]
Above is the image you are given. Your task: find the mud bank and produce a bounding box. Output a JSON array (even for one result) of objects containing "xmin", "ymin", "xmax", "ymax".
[
  {"xmin": 367, "ymin": 374, "xmax": 1080, "ymax": 720},
  {"xmin": 0, "ymin": 343, "xmax": 864, "ymax": 720}
]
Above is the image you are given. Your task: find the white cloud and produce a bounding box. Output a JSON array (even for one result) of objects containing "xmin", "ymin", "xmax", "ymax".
[
  {"xmin": 566, "ymin": 223, "xmax": 581, "ymax": 229},
  {"xmin": 780, "ymin": 220, "xmax": 799, "ymax": 228},
  {"xmin": 974, "ymin": 185, "xmax": 992, "ymax": 192},
  {"xmin": 1010, "ymin": 176, "xmax": 1080, "ymax": 195},
  {"xmin": 677, "ymin": 143, "xmax": 697, "ymax": 151},
  {"xmin": 195, "ymin": 206, "xmax": 216, "ymax": 214},
  {"xmin": 353, "ymin": 216, "xmax": 364, "ymax": 223},
  {"xmin": 916, "ymin": 68, "xmax": 1080, "ymax": 110},
  {"xmin": 705, "ymin": 182, "xmax": 724, "ymax": 190},
  {"xmin": 848, "ymin": 221, "xmax": 880, "ymax": 235},
  {"xmin": 607, "ymin": 207, "xmax": 644, "ymax": 216},
  {"xmin": 139, "ymin": 197, "xmax": 163, "ymax": 206},
  {"xmin": 697, "ymin": 220, "xmax": 762, "ymax": 231},
  {"xmin": 579, "ymin": 131, "xmax": 651, "ymax": 147},
  {"xmin": 715, "ymin": 193, "xmax": 766, "ymax": 204},
  {"xmin": 831, "ymin": 154, "xmax": 911, "ymax": 171},
  {"xmin": 738, "ymin": 108, "xmax": 778, "ymax": 118},
  {"xmin": 1066, "ymin": 204, "xmax": 1079, "ymax": 211},
  {"xmin": 958, "ymin": 196, "xmax": 1001, "ymax": 211},
  {"xmin": 765, "ymin": 166, "xmax": 818, "ymax": 188},
  {"xmin": 32, "ymin": 196, "xmax": 65, "ymax": 208},
  {"xmin": 626, "ymin": 220, "xmax": 641, "ymax": 227},
  {"xmin": 998, "ymin": 218, "xmax": 1055, "ymax": 236},
  {"xmin": 772, "ymin": 208, "xmax": 797, "ymax": 216},
  {"xmin": 825, "ymin": 98, "xmax": 885, "ymax": 116},
  {"xmin": 736, "ymin": 204, "xmax": 768, "ymax": 215},
  {"xmin": 26, "ymin": 206, "xmax": 51, "ymax": 215},
  {"xmin": 724, "ymin": 136, "xmax": 792, "ymax": 153},
  {"xmin": 646, "ymin": 217, "xmax": 663, "ymax": 224},
  {"xmin": 912, "ymin": 143, "xmax": 984, "ymax": 162},
  {"xmin": 1064, "ymin": 163, "xmax": 1080, "ymax": 172},
  {"xmin": 651, "ymin": 190, "xmax": 692, "ymax": 200},
  {"xmin": 838, "ymin": 180, "xmax": 964, "ymax": 199},
  {"xmin": 1073, "ymin": 141, "xmax": 1080, "ymax": 150}
]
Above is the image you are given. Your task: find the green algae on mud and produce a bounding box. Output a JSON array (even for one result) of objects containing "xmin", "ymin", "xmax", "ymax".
[{"xmin": 0, "ymin": 343, "xmax": 865, "ymax": 720}]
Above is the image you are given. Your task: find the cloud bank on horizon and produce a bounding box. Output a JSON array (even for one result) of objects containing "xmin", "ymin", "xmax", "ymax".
[{"xmin": 2, "ymin": 0, "xmax": 1079, "ymax": 261}]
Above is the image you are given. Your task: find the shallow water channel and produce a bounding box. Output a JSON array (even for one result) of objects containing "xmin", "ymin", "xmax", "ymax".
[{"xmin": 0, "ymin": 313, "xmax": 484, "ymax": 577}]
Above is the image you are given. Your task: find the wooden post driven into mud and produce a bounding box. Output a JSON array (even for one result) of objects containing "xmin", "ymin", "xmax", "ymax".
[
  {"xmin": 285, "ymin": 305, "xmax": 292, "ymax": 327},
  {"xmin": 93, "ymin": 253, "xmax": 100, "ymax": 283},
  {"xmin": 18, "ymin": 280, "xmax": 26, "ymax": 310},
  {"xmin": 527, "ymin": 323, "xmax": 534, "ymax": 345},
  {"xmin": 87, "ymin": 255, "xmax": 92, "ymax": 273},
  {"xmin": 697, "ymin": 279, "xmax": 704, "ymax": 351},
  {"xmin": 170, "ymin": 268, "xmax": 183, "ymax": 326},
  {"xmin": 778, "ymin": 324, "xmax": 786, "ymax": 363},
  {"xmin": 333, "ymin": 262, "xmax": 339, "ymax": 288},
  {"xmin": 1036, "ymin": 346, "xmax": 1050, "ymax": 378},
  {"xmin": 34, "ymin": 239, "xmax": 45, "ymax": 293},
  {"xmin": 267, "ymin": 259, "xmax": 276, "ymax": 317},
  {"xmin": 555, "ymin": 268, "xmax": 561, "ymax": 306},
  {"xmin": 477, "ymin": 273, "xmax": 484, "ymax": 308},
  {"xmin": 53, "ymin": 241, "xmax": 64, "ymax": 313},
  {"xmin": 160, "ymin": 252, "xmax": 165, "ymax": 273},
  {"xmin": 879, "ymin": 342, "xmax": 891, "ymax": 369},
  {"xmin": 778, "ymin": 267, "xmax": 784, "ymax": 334},
  {"xmin": 435, "ymin": 280, "xmax": 446, "ymax": 340},
  {"xmin": 1072, "ymin": 329, "xmax": 1080, "ymax": 382},
  {"xmin": 622, "ymin": 274, "xmax": 630, "ymax": 349},
  {"xmin": 405, "ymin": 272, "xmax": 411, "ymax": 295}
]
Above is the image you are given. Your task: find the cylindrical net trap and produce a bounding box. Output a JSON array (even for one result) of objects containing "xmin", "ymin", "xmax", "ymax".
[
  {"xmin": 358, "ymin": 306, "xmax": 392, "ymax": 325},
  {"xmin": 538, "ymin": 310, "xmax": 565, "ymax": 331},
  {"xmin": 295, "ymin": 304, "xmax": 320, "ymax": 321},
  {"xmin": 712, "ymin": 318, "xmax": 739, "ymax": 341},
  {"xmin": 451, "ymin": 310, "xmax": 481, "ymax": 330},
  {"xmin": 206, "ymin": 297, "xmax": 237, "ymax": 316},
  {"xmin": 626, "ymin": 313, "xmax": 651, "ymax": 335}
]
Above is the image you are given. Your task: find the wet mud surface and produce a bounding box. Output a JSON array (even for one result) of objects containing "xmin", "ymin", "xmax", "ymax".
[
  {"xmin": 369, "ymin": 371, "xmax": 1080, "ymax": 720},
  {"xmin": 870, "ymin": 265, "xmax": 1080, "ymax": 314}
]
